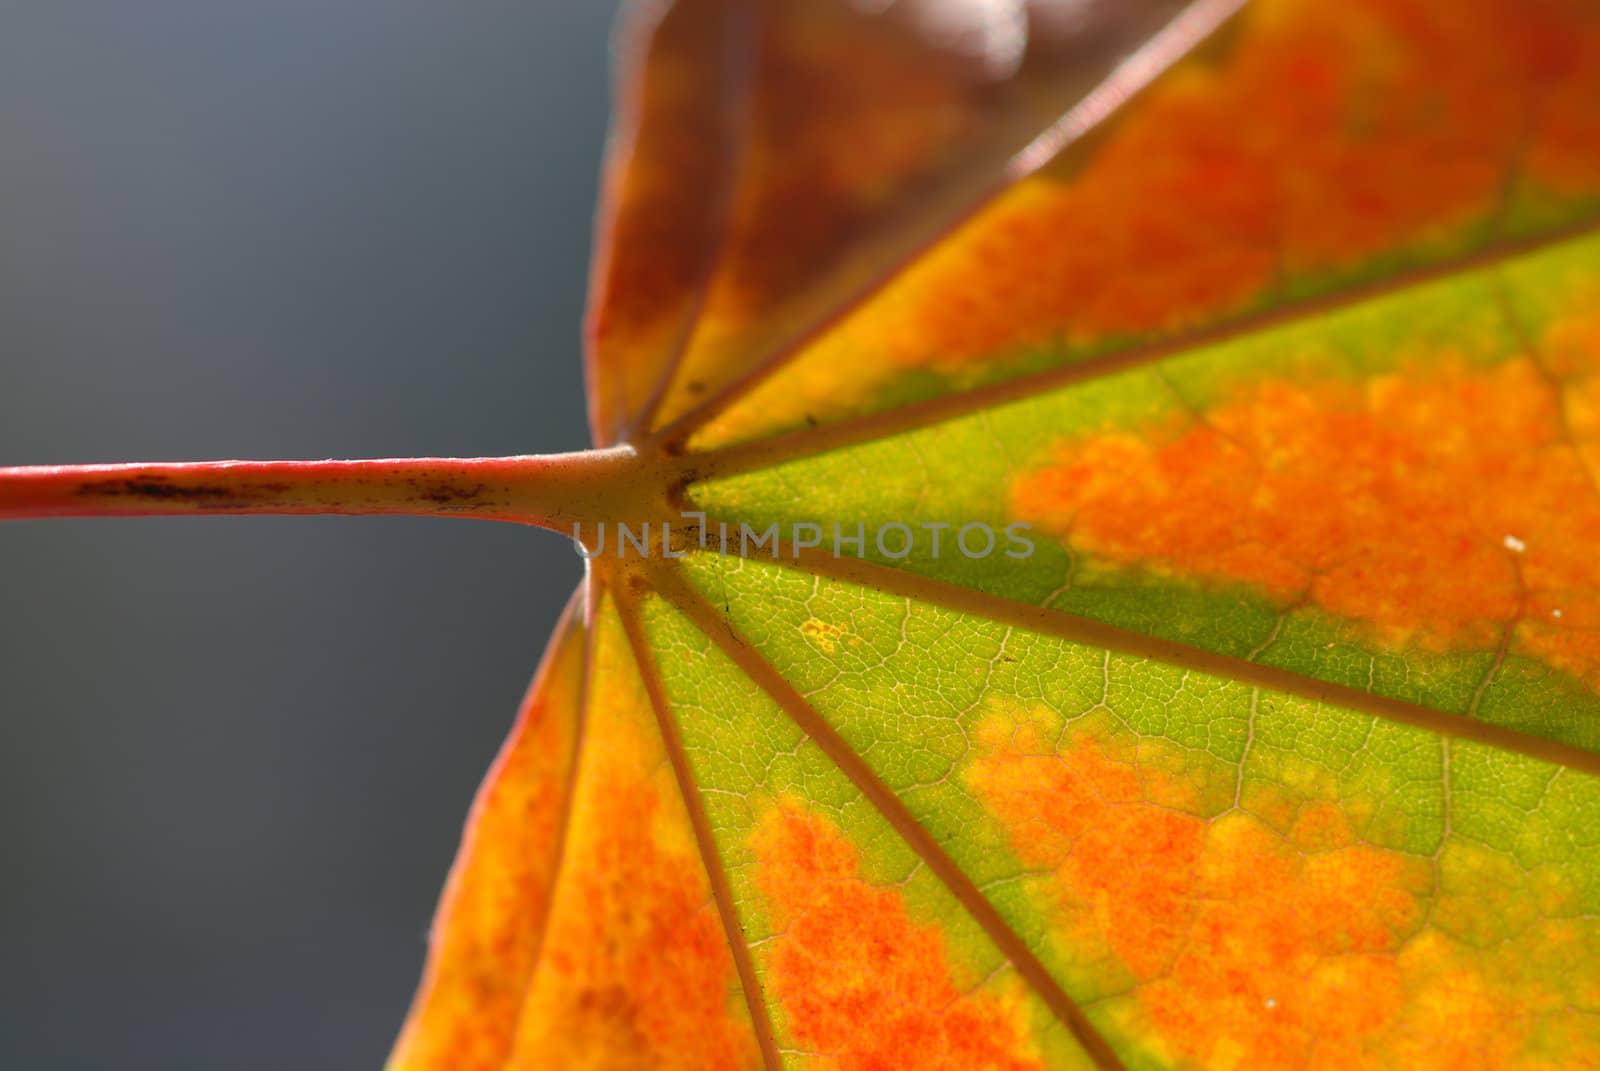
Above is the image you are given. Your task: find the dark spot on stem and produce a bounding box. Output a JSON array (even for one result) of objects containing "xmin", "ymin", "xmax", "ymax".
[
  {"xmin": 408, "ymin": 480, "xmax": 489, "ymax": 506},
  {"xmin": 81, "ymin": 478, "xmax": 228, "ymax": 499}
]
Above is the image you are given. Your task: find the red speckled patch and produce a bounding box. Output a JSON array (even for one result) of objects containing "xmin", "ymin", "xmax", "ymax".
[
  {"xmin": 751, "ymin": 799, "xmax": 1047, "ymax": 1071},
  {"xmin": 1012, "ymin": 358, "xmax": 1600, "ymax": 688},
  {"xmin": 965, "ymin": 707, "xmax": 1599, "ymax": 1070}
]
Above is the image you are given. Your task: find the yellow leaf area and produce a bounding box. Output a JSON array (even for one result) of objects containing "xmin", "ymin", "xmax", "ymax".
[
  {"xmin": 391, "ymin": 595, "xmax": 764, "ymax": 1071},
  {"xmin": 516, "ymin": 600, "xmax": 760, "ymax": 1069},
  {"xmin": 965, "ymin": 702, "xmax": 1600, "ymax": 1071},
  {"xmin": 1010, "ymin": 297, "xmax": 1600, "ymax": 690},
  {"xmin": 699, "ymin": 0, "xmax": 1600, "ymax": 448}
]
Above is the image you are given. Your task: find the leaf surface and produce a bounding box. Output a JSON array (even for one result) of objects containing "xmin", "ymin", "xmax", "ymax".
[
  {"xmin": 11, "ymin": 0, "xmax": 1595, "ymax": 1068},
  {"xmin": 384, "ymin": 1, "xmax": 1600, "ymax": 1065},
  {"xmin": 398, "ymin": 0, "xmax": 1600, "ymax": 1067},
  {"xmin": 378, "ymin": 0, "xmax": 1600, "ymax": 1065}
]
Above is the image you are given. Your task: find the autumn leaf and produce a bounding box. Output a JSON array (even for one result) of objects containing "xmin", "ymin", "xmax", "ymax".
[{"xmin": 5, "ymin": 0, "xmax": 1600, "ymax": 1068}]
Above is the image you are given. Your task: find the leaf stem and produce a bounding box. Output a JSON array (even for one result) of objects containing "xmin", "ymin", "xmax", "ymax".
[{"xmin": 0, "ymin": 447, "xmax": 657, "ymax": 532}]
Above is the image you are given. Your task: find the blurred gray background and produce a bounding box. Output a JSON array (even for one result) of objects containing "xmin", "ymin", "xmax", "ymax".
[{"xmin": 0, "ymin": 3, "xmax": 615, "ymax": 1066}]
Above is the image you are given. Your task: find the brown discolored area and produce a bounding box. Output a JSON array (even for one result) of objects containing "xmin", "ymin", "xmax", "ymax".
[
  {"xmin": 1011, "ymin": 357, "xmax": 1600, "ymax": 689},
  {"xmin": 588, "ymin": 0, "xmax": 988, "ymax": 443},
  {"xmin": 590, "ymin": 0, "xmax": 1205, "ymax": 441},
  {"xmin": 1525, "ymin": 6, "xmax": 1600, "ymax": 197},
  {"xmin": 698, "ymin": 5, "xmax": 976, "ymax": 320},
  {"xmin": 751, "ymin": 800, "xmax": 1047, "ymax": 1071},
  {"xmin": 586, "ymin": 0, "xmax": 741, "ymax": 444},
  {"xmin": 964, "ymin": 706, "xmax": 1600, "ymax": 1070},
  {"xmin": 637, "ymin": 0, "xmax": 1012, "ymax": 436},
  {"xmin": 698, "ymin": 0, "xmax": 1600, "ymax": 449}
]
